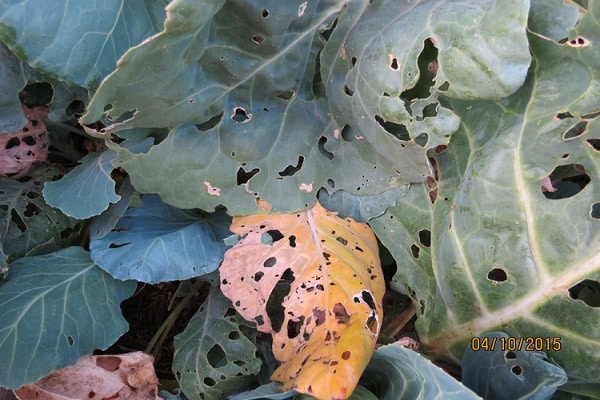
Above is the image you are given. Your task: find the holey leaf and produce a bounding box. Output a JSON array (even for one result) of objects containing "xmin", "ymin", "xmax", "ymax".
[
  {"xmin": 220, "ymin": 202, "xmax": 385, "ymax": 400},
  {"xmin": 371, "ymin": 2, "xmax": 600, "ymax": 395}
]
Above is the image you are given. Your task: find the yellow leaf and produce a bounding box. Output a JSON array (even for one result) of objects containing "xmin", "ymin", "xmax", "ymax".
[{"xmin": 220, "ymin": 201, "xmax": 384, "ymax": 400}]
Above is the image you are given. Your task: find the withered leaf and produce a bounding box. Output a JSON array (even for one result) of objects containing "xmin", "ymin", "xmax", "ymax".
[{"xmin": 220, "ymin": 201, "xmax": 385, "ymax": 400}]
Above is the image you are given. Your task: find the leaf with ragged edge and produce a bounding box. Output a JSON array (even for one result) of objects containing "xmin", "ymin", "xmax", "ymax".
[
  {"xmin": 14, "ymin": 352, "xmax": 159, "ymax": 400},
  {"xmin": 0, "ymin": 247, "xmax": 136, "ymax": 389},
  {"xmin": 173, "ymin": 286, "xmax": 262, "ymax": 400},
  {"xmin": 43, "ymin": 138, "xmax": 153, "ymax": 219},
  {"xmin": 462, "ymin": 332, "xmax": 567, "ymax": 400},
  {"xmin": 0, "ymin": 165, "xmax": 82, "ymax": 262},
  {"xmin": 220, "ymin": 202, "xmax": 385, "ymax": 400},
  {"xmin": 0, "ymin": 0, "xmax": 165, "ymax": 90},
  {"xmin": 79, "ymin": 0, "xmax": 417, "ymax": 214},
  {"xmin": 317, "ymin": 186, "xmax": 409, "ymax": 223},
  {"xmin": 90, "ymin": 194, "xmax": 231, "ymax": 283},
  {"xmin": 321, "ymin": 0, "xmax": 530, "ymax": 180},
  {"xmin": 371, "ymin": 2, "xmax": 600, "ymax": 396}
]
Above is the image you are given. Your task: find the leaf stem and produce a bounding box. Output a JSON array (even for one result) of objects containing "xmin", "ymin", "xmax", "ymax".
[{"xmin": 145, "ymin": 279, "xmax": 204, "ymax": 358}]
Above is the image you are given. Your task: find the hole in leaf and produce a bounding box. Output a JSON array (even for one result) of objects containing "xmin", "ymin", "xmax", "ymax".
[
  {"xmin": 252, "ymin": 34, "xmax": 264, "ymax": 44},
  {"xmin": 263, "ymin": 257, "xmax": 277, "ymax": 268},
  {"xmin": 566, "ymin": 36, "xmax": 590, "ymax": 47},
  {"xmin": 341, "ymin": 351, "xmax": 351, "ymax": 360},
  {"xmin": 108, "ymin": 242, "xmax": 131, "ymax": 249},
  {"xmin": 360, "ymin": 290, "xmax": 376, "ymax": 310},
  {"xmin": 278, "ymin": 156, "xmax": 304, "ymax": 176},
  {"xmin": 338, "ymin": 125, "xmax": 354, "ymax": 142},
  {"xmin": 253, "ymin": 271, "xmax": 264, "ymax": 282},
  {"xmin": 231, "ymin": 107, "xmax": 251, "ymax": 123},
  {"xmin": 228, "ymin": 331, "xmax": 240, "ymax": 340},
  {"xmin": 6, "ymin": 137, "xmax": 20, "ymax": 149},
  {"xmin": 207, "ymin": 344, "xmax": 228, "ymax": 368},
  {"xmin": 196, "ymin": 113, "xmax": 223, "ymax": 131},
  {"xmin": 366, "ymin": 311, "xmax": 378, "ymax": 333},
  {"xmin": 21, "ymin": 135, "xmax": 35, "ymax": 146},
  {"xmin": 343, "ymin": 85, "xmax": 354, "ymax": 96},
  {"xmin": 261, "ymin": 8, "xmax": 269, "ymax": 17},
  {"xmin": 267, "ymin": 268, "xmax": 294, "ymax": 332},
  {"xmin": 511, "ymin": 365, "xmax": 523, "ymax": 376},
  {"xmin": 542, "ymin": 164, "xmax": 590, "ymax": 199},
  {"xmin": 23, "ymin": 202, "xmax": 40, "ymax": 217},
  {"xmin": 563, "ymin": 121, "xmax": 588, "ymax": 139},
  {"xmin": 204, "ymin": 377, "xmax": 216, "ymax": 386},
  {"xmin": 400, "ymin": 38, "xmax": 438, "ymax": 103},
  {"xmin": 414, "ymin": 132, "xmax": 428, "ymax": 147},
  {"xmin": 317, "ymin": 136, "xmax": 334, "ymax": 160},
  {"xmin": 276, "ymin": 90, "xmax": 295, "ymax": 101},
  {"xmin": 591, "ymin": 203, "xmax": 600, "ymax": 219},
  {"xmin": 569, "ymin": 279, "xmax": 600, "ymax": 307},
  {"xmin": 487, "ymin": 268, "xmax": 507, "ymax": 283},
  {"xmin": 418, "ymin": 229, "xmax": 431, "ymax": 247},
  {"xmin": 254, "ymin": 315, "xmax": 264, "ymax": 326},
  {"xmin": 505, "ymin": 350, "xmax": 517, "ymax": 360},
  {"xmin": 556, "ymin": 111, "xmax": 574, "ymax": 120},
  {"xmin": 263, "ymin": 229, "xmax": 284, "ymax": 244},
  {"xmin": 389, "ymin": 55, "xmax": 399, "ymax": 71},
  {"xmin": 236, "ymin": 167, "xmax": 260, "ymax": 185},
  {"xmin": 586, "ymin": 139, "xmax": 600, "ymax": 151},
  {"xmin": 67, "ymin": 336, "xmax": 74, "ymax": 345},
  {"xmin": 410, "ymin": 244, "xmax": 420, "ymax": 259},
  {"xmin": 287, "ymin": 316, "xmax": 305, "ymax": 339},
  {"xmin": 375, "ymin": 115, "xmax": 410, "ymax": 141}
]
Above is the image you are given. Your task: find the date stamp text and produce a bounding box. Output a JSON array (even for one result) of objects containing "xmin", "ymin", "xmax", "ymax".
[{"xmin": 470, "ymin": 336, "xmax": 561, "ymax": 352}]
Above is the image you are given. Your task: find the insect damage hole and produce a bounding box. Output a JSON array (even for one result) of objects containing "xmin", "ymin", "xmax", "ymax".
[
  {"xmin": 267, "ymin": 268, "xmax": 295, "ymax": 333},
  {"xmin": 278, "ymin": 156, "xmax": 304, "ymax": 176},
  {"xmin": 542, "ymin": 164, "xmax": 590, "ymax": 200},
  {"xmin": 388, "ymin": 55, "xmax": 400, "ymax": 71},
  {"xmin": 236, "ymin": 167, "xmax": 260, "ymax": 185},
  {"xmin": 251, "ymin": 34, "xmax": 264, "ymax": 44},
  {"xmin": 591, "ymin": 203, "xmax": 600, "ymax": 219},
  {"xmin": 207, "ymin": 344, "xmax": 228, "ymax": 368},
  {"xmin": 231, "ymin": 107, "xmax": 252, "ymax": 123},
  {"xmin": 568, "ymin": 279, "xmax": 600, "ymax": 307},
  {"xmin": 262, "ymin": 229, "xmax": 284, "ymax": 245},
  {"xmin": 318, "ymin": 136, "xmax": 334, "ymax": 160},
  {"xmin": 487, "ymin": 268, "xmax": 507, "ymax": 283}
]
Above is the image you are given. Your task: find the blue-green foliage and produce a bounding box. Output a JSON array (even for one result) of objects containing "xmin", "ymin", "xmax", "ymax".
[
  {"xmin": 0, "ymin": 0, "xmax": 598, "ymax": 398},
  {"xmin": 90, "ymin": 194, "xmax": 231, "ymax": 283}
]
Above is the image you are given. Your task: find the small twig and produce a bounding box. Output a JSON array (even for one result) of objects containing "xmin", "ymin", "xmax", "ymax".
[
  {"xmin": 145, "ymin": 279, "xmax": 204, "ymax": 358},
  {"xmin": 43, "ymin": 119, "xmax": 88, "ymax": 137},
  {"xmin": 382, "ymin": 302, "xmax": 416, "ymax": 338}
]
